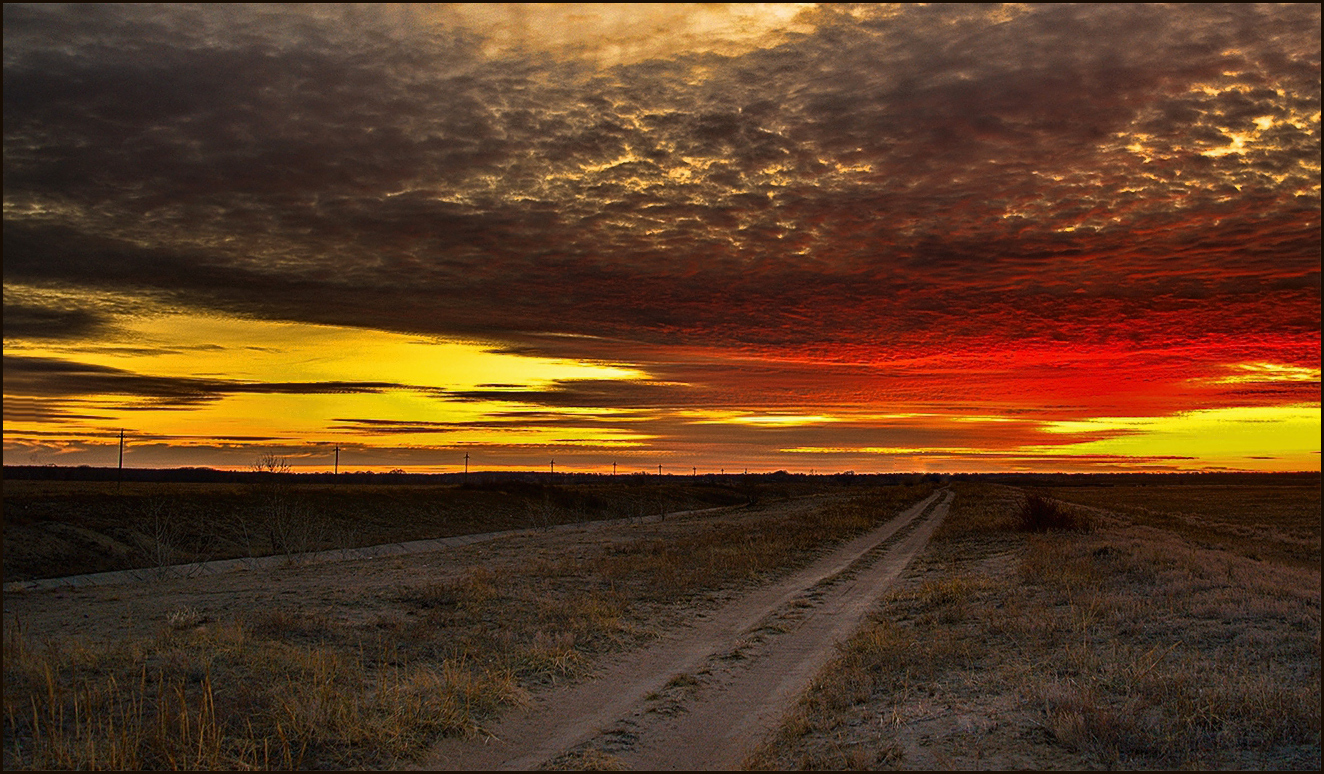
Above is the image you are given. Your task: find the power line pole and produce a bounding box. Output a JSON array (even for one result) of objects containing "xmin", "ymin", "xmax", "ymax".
[
  {"xmin": 334, "ymin": 445, "xmax": 339, "ymax": 476},
  {"xmin": 464, "ymin": 453, "xmax": 469, "ymax": 485},
  {"xmin": 612, "ymin": 461, "xmax": 616, "ymax": 476},
  {"xmin": 117, "ymin": 428, "xmax": 124, "ymax": 490},
  {"xmin": 658, "ymin": 463, "xmax": 662, "ymax": 476}
]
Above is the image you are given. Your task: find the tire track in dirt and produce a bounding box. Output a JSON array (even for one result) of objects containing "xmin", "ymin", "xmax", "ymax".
[{"xmin": 419, "ymin": 489, "xmax": 951, "ymax": 771}]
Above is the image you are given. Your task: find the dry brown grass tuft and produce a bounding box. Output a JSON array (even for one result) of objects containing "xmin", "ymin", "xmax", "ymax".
[
  {"xmin": 1, "ymin": 618, "xmax": 525, "ymax": 770},
  {"xmin": 539, "ymin": 746, "xmax": 631, "ymax": 770}
]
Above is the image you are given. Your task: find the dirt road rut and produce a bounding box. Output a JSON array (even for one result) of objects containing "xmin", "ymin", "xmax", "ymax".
[{"xmin": 421, "ymin": 488, "xmax": 952, "ymax": 771}]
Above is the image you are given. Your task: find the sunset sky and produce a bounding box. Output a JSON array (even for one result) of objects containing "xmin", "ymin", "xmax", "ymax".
[{"xmin": 4, "ymin": 3, "xmax": 1320, "ymax": 474}]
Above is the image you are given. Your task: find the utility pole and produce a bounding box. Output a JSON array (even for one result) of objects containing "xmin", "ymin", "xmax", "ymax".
[
  {"xmin": 334, "ymin": 445, "xmax": 339, "ymax": 476},
  {"xmin": 117, "ymin": 428, "xmax": 125, "ymax": 490},
  {"xmin": 612, "ymin": 461, "xmax": 616, "ymax": 476},
  {"xmin": 550, "ymin": 459, "xmax": 555, "ymax": 476},
  {"xmin": 658, "ymin": 463, "xmax": 662, "ymax": 476},
  {"xmin": 692, "ymin": 466, "xmax": 696, "ymax": 478},
  {"xmin": 464, "ymin": 453, "xmax": 469, "ymax": 485}
]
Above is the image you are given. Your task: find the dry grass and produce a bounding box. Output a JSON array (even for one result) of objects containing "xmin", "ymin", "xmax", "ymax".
[
  {"xmin": 1050, "ymin": 480, "xmax": 1321, "ymax": 567},
  {"xmin": 3, "ymin": 484, "xmax": 935, "ymax": 770},
  {"xmin": 2, "ymin": 616, "xmax": 523, "ymax": 770},
  {"xmin": 3, "ymin": 478, "xmax": 763, "ymax": 582},
  {"xmin": 746, "ymin": 480, "xmax": 1321, "ymax": 770},
  {"xmin": 563, "ymin": 484, "xmax": 936, "ymax": 605}
]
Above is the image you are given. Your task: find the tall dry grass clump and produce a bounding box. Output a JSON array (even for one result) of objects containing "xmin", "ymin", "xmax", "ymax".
[{"xmin": 2, "ymin": 616, "xmax": 524, "ymax": 770}]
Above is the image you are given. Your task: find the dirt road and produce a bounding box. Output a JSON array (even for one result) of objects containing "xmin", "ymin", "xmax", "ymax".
[{"xmin": 420, "ymin": 488, "xmax": 952, "ymax": 771}]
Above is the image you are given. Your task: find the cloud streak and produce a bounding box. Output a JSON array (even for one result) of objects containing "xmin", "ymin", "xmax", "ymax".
[{"xmin": 3, "ymin": 355, "xmax": 405, "ymax": 407}]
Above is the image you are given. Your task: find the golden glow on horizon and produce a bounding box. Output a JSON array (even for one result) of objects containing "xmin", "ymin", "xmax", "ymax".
[
  {"xmin": 4, "ymin": 291, "xmax": 1318, "ymax": 473},
  {"xmin": 782, "ymin": 446, "xmax": 989, "ymax": 456},
  {"xmin": 687, "ymin": 410, "xmax": 841, "ymax": 427},
  {"xmin": 1211, "ymin": 362, "xmax": 1322, "ymax": 384},
  {"xmin": 951, "ymin": 415, "xmax": 1022, "ymax": 423},
  {"xmin": 16, "ymin": 309, "xmax": 645, "ymax": 389},
  {"xmin": 3, "ymin": 300, "xmax": 653, "ymax": 449},
  {"xmin": 780, "ymin": 405, "xmax": 1320, "ymax": 471},
  {"xmin": 1037, "ymin": 404, "xmax": 1321, "ymax": 467}
]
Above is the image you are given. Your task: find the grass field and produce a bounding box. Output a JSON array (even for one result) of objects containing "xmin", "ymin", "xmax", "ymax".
[
  {"xmin": 2, "ymin": 475, "xmax": 852, "ymax": 582},
  {"xmin": 746, "ymin": 478, "xmax": 1321, "ymax": 770},
  {"xmin": 1050, "ymin": 481, "xmax": 1321, "ymax": 567},
  {"xmin": 4, "ymin": 474, "xmax": 1318, "ymax": 770},
  {"xmin": 2, "ymin": 479, "xmax": 933, "ymax": 769}
]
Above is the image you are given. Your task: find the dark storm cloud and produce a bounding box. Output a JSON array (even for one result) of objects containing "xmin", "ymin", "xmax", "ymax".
[
  {"xmin": 1, "ymin": 396, "xmax": 114, "ymax": 423},
  {"xmin": 2, "ymin": 354, "xmax": 406, "ymax": 406},
  {"xmin": 2, "ymin": 302, "xmax": 107, "ymax": 340},
  {"xmin": 448, "ymin": 378, "xmax": 707, "ymax": 409},
  {"xmin": 329, "ymin": 412, "xmax": 640, "ymax": 435},
  {"xmin": 3, "ymin": 4, "xmax": 1319, "ymax": 379}
]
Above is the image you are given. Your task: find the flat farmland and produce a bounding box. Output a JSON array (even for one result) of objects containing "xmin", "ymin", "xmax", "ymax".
[
  {"xmin": 750, "ymin": 477, "xmax": 1321, "ymax": 770},
  {"xmin": 3, "ymin": 474, "xmax": 1318, "ymax": 770},
  {"xmin": 2, "ymin": 477, "xmax": 801, "ymax": 583},
  {"xmin": 3, "ymin": 476, "xmax": 937, "ymax": 769},
  {"xmin": 1050, "ymin": 481, "xmax": 1321, "ymax": 567}
]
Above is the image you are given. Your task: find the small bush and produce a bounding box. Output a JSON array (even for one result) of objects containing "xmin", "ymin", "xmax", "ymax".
[{"xmin": 1018, "ymin": 492, "xmax": 1089, "ymax": 532}]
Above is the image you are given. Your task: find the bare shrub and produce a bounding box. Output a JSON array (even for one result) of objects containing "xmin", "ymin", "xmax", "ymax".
[
  {"xmin": 1018, "ymin": 491, "xmax": 1090, "ymax": 533},
  {"xmin": 126, "ymin": 496, "xmax": 221, "ymax": 581},
  {"xmin": 526, "ymin": 495, "xmax": 559, "ymax": 531},
  {"xmin": 137, "ymin": 496, "xmax": 185, "ymax": 577},
  {"xmin": 249, "ymin": 453, "xmax": 329, "ymax": 557}
]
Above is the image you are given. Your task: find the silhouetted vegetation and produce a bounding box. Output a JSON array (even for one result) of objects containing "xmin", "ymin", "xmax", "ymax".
[{"xmin": 1017, "ymin": 491, "xmax": 1090, "ymax": 532}]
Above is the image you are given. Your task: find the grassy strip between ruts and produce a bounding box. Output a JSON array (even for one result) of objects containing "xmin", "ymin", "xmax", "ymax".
[
  {"xmin": 744, "ymin": 481, "xmax": 1321, "ymax": 770},
  {"xmin": 3, "ymin": 483, "xmax": 934, "ymax": 770}
]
